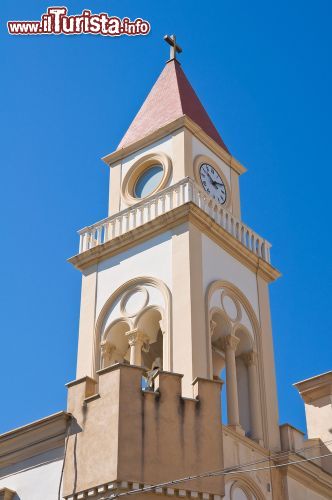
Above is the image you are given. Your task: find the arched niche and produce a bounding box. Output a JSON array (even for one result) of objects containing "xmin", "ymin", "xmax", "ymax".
[
  {"xmin": 100, "ymin": 319, "xmax": 132, "ymax": 367},
  {"xmin": 95, "ymin": 277, "xmax": 171, "ymax": 374},
  {"xmin": 228, "ymin": 476, "xmax": 265, "ymax": 500},
  {"xmin": 136, "ymin": 307, "xmax": 163, "ymax": 370},
  {"xmin": 206, "ymin": 280, "xmax": 265, "ymax": 443}
]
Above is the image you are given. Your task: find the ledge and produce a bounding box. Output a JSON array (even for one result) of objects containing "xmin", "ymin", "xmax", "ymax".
[
  {"xmin": 64, "ymin": 479, "xmax": 224, "ymax": 500},
  {"xmin": 97, "ymin": 362, "xmax": 145, "ymax": 377},
  {"xmin": 0, "ymin": 411, "xmax": 71, "ymax": 469},
  {"xmin": 293, "ymin": 370, "xmax": 332, "ymax": 403}
]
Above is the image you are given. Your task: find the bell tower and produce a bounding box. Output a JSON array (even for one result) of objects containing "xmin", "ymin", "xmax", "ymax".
[{"xmin": 64, "ymin": 36, "xmax": 282, "ymax": 499}]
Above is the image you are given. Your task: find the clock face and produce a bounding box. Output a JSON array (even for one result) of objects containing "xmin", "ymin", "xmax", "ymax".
[{"xmin": 199, "ymin": 163, "xmax": 227, "ymax": 204}]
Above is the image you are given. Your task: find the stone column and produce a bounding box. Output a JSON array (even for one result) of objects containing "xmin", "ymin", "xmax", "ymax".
[
  {"xmin": 221, "ymin": 335, "xmax": 242, "ymax": 432},
  {"xmin": 243, "ymin": 351, "xmax": 263, "ymax": 444},
  {"xmin": 126, "ymin": 329, "xmax": 149, "ymax": 366}
]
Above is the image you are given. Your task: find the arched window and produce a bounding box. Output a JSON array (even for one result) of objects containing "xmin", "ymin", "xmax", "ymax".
[
  {"xmin": 207, "ymin": 281, "xmax": 263, "ymax": 443},
  {"xmin": 228, "ymin": 477, "xmax": 265, "ymax": 500},
  {"xmin": 95, "ymin": 277, "xmax": 171, "ymax": 376}
]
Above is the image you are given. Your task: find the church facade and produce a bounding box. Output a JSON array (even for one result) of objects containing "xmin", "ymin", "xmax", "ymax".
[{"xmin": 1, "ymin": 37, "xmax": 331, "ymax": 500}]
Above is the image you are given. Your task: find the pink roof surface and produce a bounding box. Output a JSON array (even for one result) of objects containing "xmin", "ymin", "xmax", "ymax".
[{"xmin": 117, "ymin": 60, "xmax": 229, "ymax": 153}]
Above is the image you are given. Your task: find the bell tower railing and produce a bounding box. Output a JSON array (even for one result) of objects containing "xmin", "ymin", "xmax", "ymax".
[{"xmin": 77, "ymin": 177, "xmax": 272, "ymax": 263}]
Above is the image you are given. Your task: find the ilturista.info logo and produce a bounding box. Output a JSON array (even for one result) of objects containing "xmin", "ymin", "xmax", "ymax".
[{"xmin": 7, "ymin": 7, "xmax": 151, "ymax": 36}]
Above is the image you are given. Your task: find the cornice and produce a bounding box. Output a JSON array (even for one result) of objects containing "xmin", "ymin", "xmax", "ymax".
[
  {"xmin": 223, "ymin": 426, "xmax": 332, "ymax": 496},
  {"xmin": 0, "ymin": 411, "xmax": 71, "ymax": 468},
  {"xmin": 293, "ymin": 371, "xmax": 332, "ymax": 403},
  {"xmin": 279, "ymin": 451, "xmax": 332, "ymax": 497},
  {"xmin": 64, "ymin": 479, "xmax": 224, "ymax": 500},
  {"xmin": 102, "ymin": 115, "xmax": 246, "ymax": 176},
  {"xmin": 68, "ymin": 203, "xmax": 280, "ymax": 283}
]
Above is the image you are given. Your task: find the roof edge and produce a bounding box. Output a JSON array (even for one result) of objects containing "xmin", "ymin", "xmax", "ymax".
[
  {"xmin": 0, "ymin": 411, "xmax": 71, "ymax": 468},
  {"xmin": 102, "ymin": 115, "xmax": 246, "ymax": 175}
]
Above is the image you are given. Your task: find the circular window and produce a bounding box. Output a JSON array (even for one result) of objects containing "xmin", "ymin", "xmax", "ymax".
[
  {"xmin": 134, "ymin": 165, "xmax": 164, "ymax": 198},
  {"xmin": 121, "ymin": 152, "xmax": 172, "ymax": 206},
  {"xmin": 221, "ymin": 291, "xmax": 242, "ymax": 323}
]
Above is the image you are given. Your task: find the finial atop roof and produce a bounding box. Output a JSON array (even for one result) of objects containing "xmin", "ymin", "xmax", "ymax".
[
  {"xmin": 164, "ymin": 34, "xmax": 182, "ymax": 62},
  {"xmin": 117, "ymin": 38, "xmax": 229, "ymax": 153}
]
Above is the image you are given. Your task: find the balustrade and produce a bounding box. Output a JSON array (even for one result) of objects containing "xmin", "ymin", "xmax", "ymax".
[{"xmin": 77, "ymin": 178, "xmax": 272, "ymax": 263}]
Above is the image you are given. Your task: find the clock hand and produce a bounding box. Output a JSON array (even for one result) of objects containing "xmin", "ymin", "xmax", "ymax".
[{"xmin": 206, "ymin": 172, "xmax": 218, "ymax": 186}]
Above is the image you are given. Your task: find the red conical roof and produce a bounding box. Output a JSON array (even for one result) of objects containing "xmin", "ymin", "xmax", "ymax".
[{"xmin": 117, "ymin": 60, "xmax": 229, "ymax": 153}]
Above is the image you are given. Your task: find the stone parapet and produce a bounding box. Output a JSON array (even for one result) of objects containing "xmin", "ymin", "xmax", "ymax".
[{"xmin": 63, "ymin": 364, "xmax": 224, "ymax": 499}]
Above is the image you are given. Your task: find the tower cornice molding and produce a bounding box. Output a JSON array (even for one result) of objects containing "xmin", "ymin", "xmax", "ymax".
[{"xmin": 102, "ymin": 115, "xmax": 246, "ymax": 176}]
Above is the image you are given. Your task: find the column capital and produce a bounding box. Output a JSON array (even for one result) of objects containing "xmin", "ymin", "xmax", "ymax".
[
  {"xmin": 100, "ymin": 339, "xmax": 115, "ymax": 354},
  {"xmin": 126, "ymin": 328, "xmax": 149, "ymax": 347},
  {"xmin": 242, "ymin": 351, "xmax": 258, "ymax": 367},
  {"xmin": 221, "ymin": 335, "xmax": 239, "ymax": 352},
  {"xmin": 100, "ymin": 339, "xmax": 116, "ymax": 357}
]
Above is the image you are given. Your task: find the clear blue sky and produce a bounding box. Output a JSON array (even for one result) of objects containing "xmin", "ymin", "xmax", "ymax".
[{"xmin": 1, "ymin": 1, "xmax": 331, "ymax": 434}]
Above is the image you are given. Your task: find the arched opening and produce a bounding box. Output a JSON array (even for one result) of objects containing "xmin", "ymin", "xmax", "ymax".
[
  {"xmin": 227, "ymin": 477, "xmax": 265, "ymax": 500},
  {"xmin": 231, "ymin": 487, "xmax": 251, "ymax": 500},
  {"xmin": 101, "ymin": 319, "xmax": 131, "ymax": 368},
  {"xmin": 95, "ymin": 277, "xmax": 171, "ymax": 378},
  {"xmin": 207, "ymin": 281, "xmax": 263, "ymax": 444},
  {"xmin": 136, "ymin": 307, "xmax": 163, "ymax": 371}
]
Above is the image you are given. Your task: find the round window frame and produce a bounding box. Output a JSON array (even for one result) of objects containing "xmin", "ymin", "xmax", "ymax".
[
  {"xmin": 121, "ymin": 152, "xmax": 172, "ymax": 206},
  {"xmin": 220, "ymin": 290, "xmax": 242, "ymax": 323},
  {"xmin": 193, "ymin": 154, "xmax": 231, "ymax": 209},
  {"xmin": 119, "ymin": 285, "xmax": 149, "ymax": 318}
]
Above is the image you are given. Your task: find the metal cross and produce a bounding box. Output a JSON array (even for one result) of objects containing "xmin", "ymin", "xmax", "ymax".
[{"xmin": 164, "ymin": 34, "xmax": 182, "ymax": 61}]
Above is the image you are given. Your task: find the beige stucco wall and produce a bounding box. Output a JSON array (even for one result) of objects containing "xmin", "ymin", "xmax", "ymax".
[
  {"xmin": 222, "ymin": 430, "xmax": 272, "ymax": 499},
  {"xmin": 63, "ymin": 364, "xmax": 224, "ymax": 498},
  {"xmin": 286, "ymin": 476, "xmax": 328, "ymax": 500},
  {"xmin": 171, "ymin": 222, "xmax": 208, "ymax": 396},
  {"xmin": 305, "ymin": 395, "xmax": 332, "ymax": 446}
]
